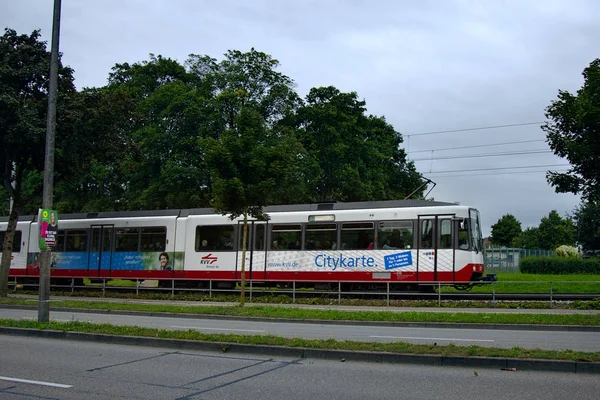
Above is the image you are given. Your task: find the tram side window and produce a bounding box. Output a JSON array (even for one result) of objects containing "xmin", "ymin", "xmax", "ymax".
[
  {"xmin": 379, "ymin": 221, "xmax": 413, "ymax": 249},
  {"xmin": 420, "ymin": 220, "xmax": 434, "ymax": 249},
  {"xmin": 65, "ymin": 230, "xmax": 88, "ymax": 251},
  {"xmin": 195, "ymin": 225, "xmax": 235, "ymax": 251},
  {"xmin": 439, "ymin": 219, "xmax": 452, "ymax": 249},
  {"xmin": 0, "ymin": 230, "xmax": 22, "ymax": 252},
  {"xmin": 140, "ymin": 227, "xmax": 166, "ymax": 252},
  {"xmin": 237, "ymin": 224, "xmax": 266, "ymax": 251},
  {"xmin": 254, "ymin": 225, "xmax": 265, "ymax": 251},
  {"xmin": 305, "ymin": 223, "xmax": 336, "ymax": 250},
  {"xmin": 271, "ymin": 224, "xmax": 302, "ymax": 250},
  {"xmin": 116, "ymin": 228, "xmax": 139, "ymax": 251},
  {"xmin": 341, "ymin": 222, "xmax": 373, "ymax": 250},
  {"xmin": 458, "ymin": 219, "xmax": 470, "ymax": 250},
  {"xmin": 54, "ymin": 230, "xmax": 65, "ymax": 252}
]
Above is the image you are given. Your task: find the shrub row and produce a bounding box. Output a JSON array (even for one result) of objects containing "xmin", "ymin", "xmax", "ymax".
[{"xmin": 520, "ymin": 256, "xmax": 600, "ymax": 274}]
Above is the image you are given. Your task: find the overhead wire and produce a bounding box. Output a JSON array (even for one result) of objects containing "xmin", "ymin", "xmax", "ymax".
[
  {"xmin": 406, "ymin": 121, "xmax": 545, "ymax": 137},
  {"xmin": 406, "ymin": 139, "xmax": 546, "ymax": 154},
  {"xmin": 410, "ymin": 149, "xmax": 551, "ymax": 162},
  {"xmin": 423, "ymin": 163, "xmax": 569, "ymax": 174}
]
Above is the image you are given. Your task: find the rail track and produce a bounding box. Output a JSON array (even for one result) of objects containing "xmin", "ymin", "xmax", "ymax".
[{"xmin": 11, "ymin": 281, "xmax": 600, "ymax": 303}]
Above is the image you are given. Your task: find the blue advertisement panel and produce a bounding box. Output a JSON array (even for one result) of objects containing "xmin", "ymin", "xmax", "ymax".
[
  {"xmin": 384, "ymin": 251, "xmax": 413, "ymax": 270},
  {"xmin": 27, "ymin": 252, "xmax": 184, "ymax": 271}
]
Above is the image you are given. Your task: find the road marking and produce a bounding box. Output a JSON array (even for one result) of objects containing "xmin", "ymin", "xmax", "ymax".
[
  {"xmin": 369, "ymin": 336, "xmax": 495, "ymax": 342},
  {"xmin": 170, "ymin": 325, "xmax": 265, "ymax": 333},
  {"xmin": 0, "ymin": 376, "xmax": 72, "ymax": 388}
]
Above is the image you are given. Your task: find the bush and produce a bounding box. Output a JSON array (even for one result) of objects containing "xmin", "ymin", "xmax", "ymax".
[
  {"xmin": 520, "ymin": 256, "xmax": 600, "ymax": 274},
  {"xmin": 555, "ymin": 245, "xmax": 579, "ymax": 258}
]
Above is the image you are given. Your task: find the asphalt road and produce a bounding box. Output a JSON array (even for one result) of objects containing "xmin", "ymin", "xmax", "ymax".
[
  {"xmin": 1, "ymin": 335, "xmax": 598, "ymax": 400},
  {"xmin": 1, "ymin": 308, "xmax": 599, "ymax": 352}
]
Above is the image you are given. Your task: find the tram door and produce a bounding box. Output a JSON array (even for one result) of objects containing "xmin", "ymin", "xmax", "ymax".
[
  {"xmin": 236, "ymin": 221, "xmax": 267, "ymax": 281},
  {"xmin": 88, "ymin": 224, "xmax": 114, "ymax": 278},
  {"xmin": 417, "ymin": 215, "xmax": 455, "ymax": 281}
]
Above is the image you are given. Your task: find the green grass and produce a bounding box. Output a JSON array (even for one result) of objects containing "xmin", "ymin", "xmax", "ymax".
[
  {"xmin": 0, "ymin": 318, "xmax": 598, "ymax": 362},
  {"xmin": 83, "ymin": 278, "xmax": 137, "ymax": 287},
  {"xmin": 2, "ymin": 297, "xmax": 599, "ymax": 325},
  {"xmin": 443, "ymin": 273, "xmax": 600, "ymax": 294},
  {"xmin": 74, "ymin": 273, "xmax": 600, "ymax": 294}
]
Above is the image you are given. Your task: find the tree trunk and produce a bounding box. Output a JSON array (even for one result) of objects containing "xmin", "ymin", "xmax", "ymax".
[
  {"xmin": 0, "ymin": 201, "xmax": 21, "ymax": 297},
  {"xmin": 240, "ymin": 212, "xmax": 247, "ymax": 307}
]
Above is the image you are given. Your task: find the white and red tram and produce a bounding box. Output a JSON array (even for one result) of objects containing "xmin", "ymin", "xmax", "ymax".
[{"xmin": 1, "ymin": 200, "xmax": 495, "ymax": 290}]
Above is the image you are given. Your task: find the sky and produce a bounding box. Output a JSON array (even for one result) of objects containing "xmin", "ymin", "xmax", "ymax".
[{"xmin": 2, "ymin": 0, "xmax": 598, "ymax": 236}]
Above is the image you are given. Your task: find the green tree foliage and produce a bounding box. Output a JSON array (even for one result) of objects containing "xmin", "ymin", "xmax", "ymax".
[
  {"xmin": 0, "ymin": 28, "xmax": 76, "ymax": 296},
  {"xmin": 543, "ymin": 59, "xmax": 600, "ymax": 202},
  {"xmin": 53, "ymin": 87, "xmax": 141, "ymax": 212},
  {"xmin": 572, "ymin": 201, "xmax": 600, "ymax": 250},
  {"xmin": 295, "ymin": 86, "xmax": 423, "ymax": 201},
  {"xmin": 537, "ymin": 210, "xmax": 576, "ymax": 250},
  {"xmin": 198, "ymin": 50, "xmax": 308, "ymax": 306},
  {"xmin": 512, "ymin": 227, "xmax": 541, "ymax": 249},
  {"xmin": 490, "ymin": 214, "xmax": 522, "ymax": 247}
]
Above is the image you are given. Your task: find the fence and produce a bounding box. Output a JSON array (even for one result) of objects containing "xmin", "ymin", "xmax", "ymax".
[{"xmin": 484, "ymin": 247, "xmax": 556, "ymax": 273}]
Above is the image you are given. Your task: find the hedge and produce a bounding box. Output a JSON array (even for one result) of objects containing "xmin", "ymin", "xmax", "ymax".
[{"xmin": 520, "ymin": 256, "xmax": 600, "ymax": 274}]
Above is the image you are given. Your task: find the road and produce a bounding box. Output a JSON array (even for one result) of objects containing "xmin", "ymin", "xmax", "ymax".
[
  {"xmin": 0, "ymin": 335, "xmax": 598, "ymax": 400},
  {"xmin": 1, "ymin": 308, "xmax": 599, "ymax": 352}
]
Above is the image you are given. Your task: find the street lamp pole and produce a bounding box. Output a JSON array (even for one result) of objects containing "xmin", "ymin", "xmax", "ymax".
[{"xmin": 38, "ymin": 0, "xmax": 62, "ymax": 323}]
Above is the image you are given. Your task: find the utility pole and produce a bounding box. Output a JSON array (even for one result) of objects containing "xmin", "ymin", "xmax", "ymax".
[{"xmin": 38, "ymin": 0, "xmax": 62, "ymax": 323}]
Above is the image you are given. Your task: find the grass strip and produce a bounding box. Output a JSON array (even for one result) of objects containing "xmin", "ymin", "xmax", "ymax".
[
  {"xmin": 2, "ymin": 297, "xmax": 599, "ymax": 326},
  {"xmin": 0, "ymin": 319, "xmax": 598, "ymax": 362}
]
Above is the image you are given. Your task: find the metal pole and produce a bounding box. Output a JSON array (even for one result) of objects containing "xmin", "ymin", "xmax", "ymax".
[
  {"xmin": 38, "ymin": 0, "xmax": 61, "ymax": 323},
  {"xmin": 292, "ymin": 281, "xmax": 296, "ymax": 304},
  {"xmin": 386, "ymin": 282, "xmax": 390, "ymax": 306},
  {"xmin": 438, "ymin": 282, "xmax": 441, "ymax": 307}
]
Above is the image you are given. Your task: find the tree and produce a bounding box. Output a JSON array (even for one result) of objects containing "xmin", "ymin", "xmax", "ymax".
[
  {"xmin": 295, "ymin": 86, "xmax": 423, "ymax": 202},
  {"xmin": 512, "ymin": 227, "xmax": 541, "ymax": 249},
  {"xmin": 490, "ymin": 214, "xmax": 522, "ymax": 247},
  {"xmin": 0, "ymin": 28, "xmax": 76, "ymax": 296},
  {"xmin": 572, "ymin": 201, "xmax": 600, "ymax": 250},
  {"xmin": 543, "ymin": 58, "xmax": 600, "ymax": 202},
  {"xmin": 202, "ymin": 108, "xmax": 306, "ymax": 306},
  {"xmin": 537, "ymin": 210, "xmax": 576, "ymax": 250},
  {"xmin": 199, "ymin": 49, "xmax": 307, "ymax": 306}
]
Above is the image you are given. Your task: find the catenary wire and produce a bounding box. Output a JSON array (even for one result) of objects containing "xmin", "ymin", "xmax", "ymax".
[
  {"xmin": 410, "ymin": 149, "xmax": 551, "ymax": 162},
  {"xmin": 407, "ymin": 121, "xmax": 545, "ymax": 137},
  {"xmin": 406, "ymin": 139, "xmax": 546, "ymax": 154},
  {"xmin": 423, "ymin": 163, "xmax": 569, "ymax": 174}
]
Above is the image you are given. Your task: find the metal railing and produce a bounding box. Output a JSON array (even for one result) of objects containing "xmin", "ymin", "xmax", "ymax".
[
  {"xmin": 7, "ymin": 276, "xmax": 600, "ymax": 308},
  {"xmin": 484, "ymin": 247, "xmax": 557, "ymax": 273}
]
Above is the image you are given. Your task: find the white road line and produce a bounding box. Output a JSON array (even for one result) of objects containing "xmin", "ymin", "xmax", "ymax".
[
  {"xmin": 0, "ymin": 376, "xmax": 72, "ymax": 389},
  {"xmin": 170, "ymin": 326, "xmax": 266, "ymax": 333},
  {"xmin": 370, "ymin": 335, "xmax": 495, "ymax": 342}
]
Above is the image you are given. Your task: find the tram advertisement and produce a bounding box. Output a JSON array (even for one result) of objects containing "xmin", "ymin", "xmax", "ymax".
[{"xmin": 39, "ymin": 208, "xmax": 59, "ymax": 250}]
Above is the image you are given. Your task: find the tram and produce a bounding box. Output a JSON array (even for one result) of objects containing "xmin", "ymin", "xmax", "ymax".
[{"xmin": 1, "ymin": 199, "xmax": 496, "ymax": 291}]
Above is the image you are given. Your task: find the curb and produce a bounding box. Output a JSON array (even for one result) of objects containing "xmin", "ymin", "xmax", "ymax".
[
  {"xmin": 1, "ymin": 304, "xmax": 599, "ymax": 332},
  {"xmin": 1, "ymin": 326, "xmax": 598, "ymax": 374}
]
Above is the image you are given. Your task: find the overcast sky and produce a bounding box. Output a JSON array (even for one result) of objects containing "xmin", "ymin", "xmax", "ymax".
[{"xmin": 3, "ymin": 0, "xmax": 598, "ymax": 236}]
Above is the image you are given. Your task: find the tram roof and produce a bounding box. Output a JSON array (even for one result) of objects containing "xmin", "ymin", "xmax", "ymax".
[{"xmin": 2, "ymin": 199, "xmax": 462, "ymax": 222}]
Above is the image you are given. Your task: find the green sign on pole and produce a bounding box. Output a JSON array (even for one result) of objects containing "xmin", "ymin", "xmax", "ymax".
[{"xmin": 39, "ymin": 209, "xmax": 59, "ymax": 250}]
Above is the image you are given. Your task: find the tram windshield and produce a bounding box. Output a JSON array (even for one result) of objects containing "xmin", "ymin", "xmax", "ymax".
[{"xmin": 469, "ymin": 208, "xmax": 483, "ymax": 253}]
